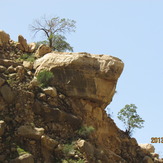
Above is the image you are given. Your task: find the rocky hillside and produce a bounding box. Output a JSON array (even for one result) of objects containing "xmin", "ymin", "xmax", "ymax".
[{"xmin": 0, "ymin": 30, "xmax": 162, "ymax": 163}]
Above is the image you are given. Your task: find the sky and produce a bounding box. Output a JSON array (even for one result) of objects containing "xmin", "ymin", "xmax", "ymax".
[{"xmin": 1, "ymin": 0, "xmax": 163, "ymax": 156}]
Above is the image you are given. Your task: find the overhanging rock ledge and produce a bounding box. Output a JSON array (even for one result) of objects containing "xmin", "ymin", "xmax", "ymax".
[{"xmin": 34, "ymin": 52, "xmax": 124, "ymax": 107}]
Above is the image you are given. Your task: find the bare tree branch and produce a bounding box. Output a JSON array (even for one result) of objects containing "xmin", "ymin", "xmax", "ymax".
[{"xmin": 29, "ymin": 15, "xmax": 76, "ymax": 50}]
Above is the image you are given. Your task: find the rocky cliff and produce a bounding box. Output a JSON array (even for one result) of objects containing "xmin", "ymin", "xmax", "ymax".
[{"xmin": 0, "ymin": 30, "xmax": 162, "ymax": 163}]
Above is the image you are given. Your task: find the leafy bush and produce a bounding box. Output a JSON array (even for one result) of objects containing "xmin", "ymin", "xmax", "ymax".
[
  {"xmin": 36, "ymin": 70, "xmax": 54, "ymax": 88},
  {"xmin": 117, "ymin": 104, "xmax": 145, "ymax": 136},
  {"xmin": 77, "ymin": 126, "xmax": 95, "ymax": 138}
]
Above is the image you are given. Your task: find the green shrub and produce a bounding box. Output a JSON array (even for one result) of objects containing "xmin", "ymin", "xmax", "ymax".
[
  {"xmin": 77, "ymin": 126, "xmax": 95, "ymax": 138},
  {"xmin": 36, "ymin": 69, "xmax": 54, "ymax": 88},
  {"xmin": 17, "ymin": 146, "xmax": 28, "ymax": 156},
  {"xmin": 20, "ymin": 53, "xmax": 35, "ymax": 62},
  {"xmin": 63, "ymin": 143, "xmax": 75, "ymax": 156}
]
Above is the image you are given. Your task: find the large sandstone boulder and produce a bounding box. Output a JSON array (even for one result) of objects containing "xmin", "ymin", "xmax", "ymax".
[
  {"xmin": 0, "ymin": 30, "xmax": 10, "ymax": 46},
  {"xmin": 28, "ymin": 42, "xmax": 36, "ymax": 53},
  {"xmin": 34, "ymin": 52, "xmax": 124, "ymax": 106},
  {"xmin": 16, "ymin": 35, "xmax": 29, "ymax": 52},
  {"xmin": 35, "ymin": 44, "xmax": 52, "ymax": 57}
]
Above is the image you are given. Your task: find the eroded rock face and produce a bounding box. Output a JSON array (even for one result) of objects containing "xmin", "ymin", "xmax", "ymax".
[
  {"xmin": 1, "ymin": 39, "xmax": 160, "ymax": 163},
  {"xmin": 139, "ymin": 144, "xmax": 155, "ymax": 154},
  {"xmin": 35, "ymin": 44, "xmax": 52, "ymax": 57},
  {"xmin": 17, "ymin": 35, "xmax": 29, "ymax": 52},
  {"xmin": 0, "ymin": 85, "xmax": 14, "ymax": 103},
  {"xmin": 0, "ymin": 30, "xmax": 10, "ymax": 46},
  {"xmin": 17, "ymin": 125, "xmax": 44, "ymax": 140},
  {"xmin": 10, "ymin": 154, "xmax": 34, "ymax": 163},
  {"xmin": 34, "ymin": 52, "xmax": 124, "ymax": 106}
]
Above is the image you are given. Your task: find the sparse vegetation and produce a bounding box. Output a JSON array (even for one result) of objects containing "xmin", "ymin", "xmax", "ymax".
[
  {"xmin": 63, "ymin": 143, "xmax": 75, "ymax": 156},
  {"xmin": 19, "ymin": 53, "xmax": 36, "ymax": 62},
  {"xmin": 16, "ymin": 53, "xmax": 36, "ymax": 62},
  {"xmin": 36, "ymin": 69, "xmax": 54, "ymax": 88},
  {"xmin": 77, "ymin": 126, "xmax": 95, "ymax": 138},
  {"xmin": 30, "ymin": 15, "xmax": 76, "ymax": 51},
  {"xmin": 61, "ymin": 142, "xmax": 85, "ymax": 163},
  {"xmin": 17, "ymin": 146, "xmax": 28, "ymax": 156},
  {"xmin": 117, "ymin": 104, "xmax": 145, "ymax": 136}
]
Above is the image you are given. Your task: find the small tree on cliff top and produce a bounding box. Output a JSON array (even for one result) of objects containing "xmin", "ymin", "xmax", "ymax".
[
  {"xmin": 29, "ymin": 15, "xmax": 76, "ymax": 51},
  {"xmin": 117, "ymin": 104, "xmax": 145, "ymax": 136}
]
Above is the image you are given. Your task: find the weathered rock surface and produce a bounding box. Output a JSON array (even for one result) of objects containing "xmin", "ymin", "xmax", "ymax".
[
  {"xmin": 35, "ymin": 44, "xmax": 52, "ymax": 57},
  {"xmin": 139, "ymin": 144, "xmax": 155, "ymax": 154},
  {"xmin": 28, "ymin": 42, "xmax": 36, "ymax": 53},
  {"xmin": 17, "ymin": 35, "xmax": 29, "ymax": 52},
  {"xmin": 43, "ymin": 87, "xmax": 57, "ymax": 97},
  {"xmin": 0, "ymin": 30, "xmax": 10, "ymax": 46},
  {"xmin": 10, "ymin": 154, "xmax": 34, "ymax": 163},
  {"xmin": 0, "ymin": 84, "xmax": 14, "ymax": 103},
  {"xmin": 34, "ymin": 52, "xmax": 124, "ymax": 106},
  {"xmin": 17, "ymin": 125, "xmax": 44, "ymax": 140},
  {"xmin": 143, "ymin": 156, "xmax": 154, "ymax": 163},
  {"xmin": 0, "ymin": 120, "xmax": 5, "ymax": 136},
  {"xmin": 23, "ymin": 61, "xmax": 33, "ymax": 70},
  {"xmin": 41, "ymin": 135, "xmax": 58, "ymax": 151},
  {"xmin": 0, "ymin": 33, "xmax": 162, "ymax": 163},
  {"xmin": 0, "ymin": 77, "xmax": 5, "ymax": 87}
]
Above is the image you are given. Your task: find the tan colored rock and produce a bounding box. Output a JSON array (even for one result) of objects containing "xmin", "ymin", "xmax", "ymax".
[
  {"xmin": 35, "ymin": 44, "xmax": 52, "ymax": 57},
  {"xmin": 34, "ymin": 52, "xmax": 124, "ymax": 106},
  {"xmin": 16, "ymin": 66, "xmax": 25, "ymax": 81},
  {"xmin": 10, "ymin": 153, "xmax": 34, "ymax": 163},
  {"xmin": 0, "ymin": 98, "xmax": 6, "ymax": 111},
  {"xmin": 130, "ymin": 138, "xmax": 138, "ymax": 146},
  {"xmin": 43, "ymin": 87, "xmax": 57, "ymax": 97},
  {"xmin": 17, "ymin": 125, "xmax": 44, "ymax": 140},
  {"xmin": 16, "ymin": 43, "xmax": 23, "ymax": 51},
  {"xmin": 0, "ymin": 120, "xmax": 5, "ymax": 136},
  {"xmin": 0, "ymin": 77, "xmax": 5, "ymax": 87},
  {"xmin": 93, "ymin": 107, "xmax": 103, "ymax": 120},
  {"xmin": 0, "ymin": 65, "xmax": 7, "ymax": 73},
  {"xmin": 17, "ymin": 35, "xmax": 29, "ymax": 52},
  {"xmin": 77, "ymin": 139, "xmax": 94, "ymax": 157},
  {"xmin": 139, "ymin": 144, "xmax": 155, "ymax": 153},
  {"xmin": 0, "ymin": 59, "xmax": 19, "ymax": 67},
  {"xmin": 29, "ymin": 77, "xmax": 39, "ymax": 88},
  {"xmin": 41, "ymin": 135, "xmax": 58, "ymax": 151},
  {"xmin": 0, "ymin": 85, "xmax": 14, "ymax": 103},
  {"xmin": 28, "ymin": 42, "xmax": 36, "ymax": 53},
  {"xmin": 23, "ymin": 61, "xmax": 33, "ymax": 70},
  {"xmin": 143, "ymin": 156, "xmax": 154, "ymax": 163},
  {"xmin": 151, "ymin": 153, "xmax": 159, "ymax": 159},
  {"xmin": 7, "ymin": 65, "xmax": 15, "ymax": 73},
  {"xmin": 0, "ymin": 30, "xmax": 10, "ymax": 46}
]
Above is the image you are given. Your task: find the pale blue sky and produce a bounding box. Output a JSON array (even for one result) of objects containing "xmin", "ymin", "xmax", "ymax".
[{"xmin": 1, "ymin": 0, "xmax": 163, "ymax": 156}]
